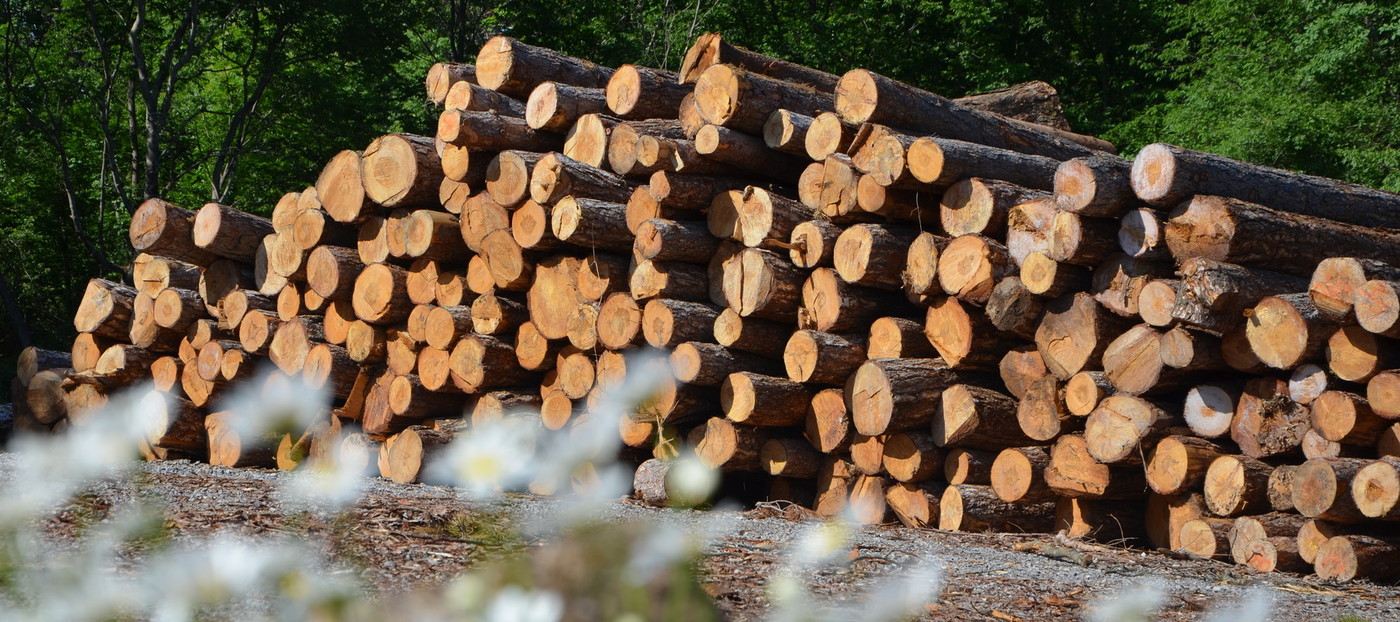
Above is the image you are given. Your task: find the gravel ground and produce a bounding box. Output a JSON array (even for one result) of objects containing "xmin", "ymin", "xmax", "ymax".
[{"xmin": 3, "ymin": 452, "xmax": 1397, "ymax": 621}]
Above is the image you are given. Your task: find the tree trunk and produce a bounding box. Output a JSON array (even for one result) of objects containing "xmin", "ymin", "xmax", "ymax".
[
  {"xmin": 1047, "ymin": 210, "xmax": 1119, "ymax": 268},
  {"xmin": 1175, "ymin": 517, "xmax": 1233, "ymax": 560},
  {"xmin": 129, "ymin": 198, "xmax": 217, "ymax": 265},
  {"xmin": 352, "ymin": 263, "xmax": 413, "ymax": 325},
  {"xmin": 1166, "ymin": 195, "xmax": 1400, "ymax": 276},
  {"xmin": 425, "ymin": 62, "xmax": 477, "ymax": 105},
  {"xmin": 1117, "ymin": 207, "xmax": 1171, "ymax": 262},
  {"xmin": 990, "ymin": 446, "xmax": 1056, "ymax": 503},
  {"xmin": 934, "ymin": 384, "xmax": 1033, "ymax": 450},
  {"xmin": 1019, "ymin": 252, "xmax": 1090, "ymax": 299},
  {"xmin": 205, "ymin": 410, "xmax": 279, "ymax": 468},
  {"xmin": 693, "ymin": 124, "xmax": 805, "ymax": 182},
  {"xmin": 835, "ymin": 69, "xmax": 1095, "ymax": 160},
  {"xmin": 924, "ymin": 295, "xmax": 1023, "ymax": 369},
  {"xmin": 1132, "ymin": 142, "xmax": 1400, "ymax": 228},
  {"xmin": 885, "ymin": 481, "xmax": 946, "ymax": 528},
  {"xmin": 759, "ymin": 438, "xmax": 821, "ymax": 478},
  {"xmin": 74, "ymin": 279, "xmax": 137, "ymax": 340},
  {"xmin": 1355, "ymin": 279, "xmax": 1400, "ymax": 338},
  {"xmin": 849, "ymin": 358, "xmax": 987, "ymax": 436},
  {"xmin": 1050, "ymin": 154, "xmax": 1135, "ymax": 217},
  {"xmin": 360, "ymin": 134, "xmax": 443, "ymax": 209},
  {"xmin": 880, "ymin": 431, "xmax": 942, "ymax": 483},
  {"xmin": 1292, "ymin": 457, "xmax": 1373, "ymax": 523},
  {"xmin": 1064, "ymin": 370, "xmax": 1113, "ymax": 418},
  {"xmin": 865, "ymin": 316, "xmax": 935, "ymax": 359},
  {"xmin": 985, "ymin": 277, "xmax": 1043, "ymax": 340},
  {"xmin": 1091, "ymin": 253, "xmax": 1171, "ymax": 318},
  {"xmin": 403, "ymin": 210, "xmax": 467, "ymax": 262},
  {"xmin": 721, "ymin": 372, "xmax": 811, "ymax": 427},
  {"xmin": 642, "ymin": 299, "xmax": 720, "ymax": 348},
  {"xmin": 782, "ymin": 330, "xmax": 866, "ymax": 385},
  {"xmin": 1146, "ymin": 435, "xmax": 1225, "ymax": 496},
  {"xmin": 999, "ymin": 346, "xmax": 1049, "ymax": 401},
  {"xmin": 1315, "ymin": 534, "xmax": 1400, "ymax": 582},
  {"xmin": 443, "ymin": 80, "xmax": 525, "ymax": 117},
  {"xmin": 1348, "ymin": 457, "xmax": 1400, "ymax": 520},
  {"xmin": 385, "ymin": 425, "xmax": 456, "ymax": 484},
  {"xmin": 634, "ymin": 218, "xmax": 717, "ymax": 263},
  {"xmin": 939, "ymin": 484, "xmax": 1055, "ymax": 533},
  {"xmin": 940, "ymin": 178, "xmax": 1050, "ymax": 238},
  {"xmin": 606, "ymin": 64, "xmax": 689, "ymax": 119},
  {"xmin": 763, "ymin": 109, "xmax": 814, "ymax": 156},
  {"xmin": 525, "ymin": 82, "xmax": 609, "ymax": 132},
  {"xmin": 531, "ymin": 152, "xmax": 635, "ymax": 205},
  {"xmin": 475, "ymin": 35, "xmax": 615, "ymax": 98},
  {"xmin": 938, "ymin": 234, "xmax": 1014, "ymax": 305},
  {"xmin": 1035, "ymin": 292, "xmax": 1134, "ymax": 380},
  {"xmin": 1232, "ymin": 377, "xmax": 1309, "ymax": 458},
  {"xmin": 713, "ymin": 307, "xmax": 789, "ymax": 358},
  {"xmin": 1016, "ymin": 375, "xmax": 1077, "ymax": 442},
  {"xmin": 630, "ymin": 260, "xmax": 709, "ymax": 302},
  {"xmin": 1057, "ymin": 497, "xmax": 1147, "ymax": 545},
  {"xmin": 449, "ymin": 334, "xmax": 532, "ymax": 392},
  {"xmin": 145, "ymin": 393, "xmax": 208, "ymax": 453},
  {"xmin": 1044, "ymin": 433, "xmax": 1147, "ymax": 499},
  {"xmin": 438, "ymin": 109, "xmax": 563, "ymax": 152},
  {"xmin": 1202, "ymin": 455, "xmax": 1275, "ymax": 517},
  {"xmin": 679, "ymin": 32, "xmax": 838, "ymax": 88},
  {"xmin": 694, "ymin": 417, "xmax": 764, "ymax": 471},
  {"xmin": 694, "ymin": 64, "xmax": 834, "ymax": 135}
]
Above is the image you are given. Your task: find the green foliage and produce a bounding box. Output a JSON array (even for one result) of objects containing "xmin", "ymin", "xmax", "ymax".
[
  {"xmin": 2, "ymin": 0, "xmax": 1397, "ymax": 387},
  {"xmin": 1110, "ymin": 1, "xmax": 1400, "ymax": 190}
]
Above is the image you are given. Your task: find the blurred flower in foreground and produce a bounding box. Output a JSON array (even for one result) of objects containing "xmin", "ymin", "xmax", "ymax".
[
  {"xmin": 484, "ymin": 585, "xmax": 564, "ymax": 622},
  {"xmin": 217, "ymin": 367, "xmax": 329, "ymax": 441},
  {"xmin": 788, "ymin": 517, "xmax": 855, "ymax": 570},
  {"xmin": 825, "ymin": 561, "xmax": 944, "ymax": 622},
  {"xmin": 1204, "ymin": 588, "xmax": 1272, "ymax": 622},
  {"xmin": 1086, "ymin": 582, "xmax": 1165, "ymax": 622},
  {"xmin": 428, "ymin": 416, "xmax": 539, "ymax": 500},
  {"xmin": 280, "ymin": 452, "xmax": 366, "ymax": 510},
  {"xmin": 665, "ymin": 452, "xmax": 719, "ymax": 509},
  {"xmin": 2, "ymin": 384, "xmax": 152, "ymax": 522}
]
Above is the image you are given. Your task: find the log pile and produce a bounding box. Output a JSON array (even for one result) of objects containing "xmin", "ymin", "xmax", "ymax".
[{"xmin": 14, "ymin": 32, "xmax": 1400, "ymax": 584}]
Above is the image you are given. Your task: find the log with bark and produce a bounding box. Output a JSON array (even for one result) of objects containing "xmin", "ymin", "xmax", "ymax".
[{"xmin": 1132, "ymin": 143, "xmax": 1400, "ymax": 229}]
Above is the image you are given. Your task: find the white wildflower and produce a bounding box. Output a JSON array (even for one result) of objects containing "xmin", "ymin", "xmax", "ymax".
[
  {"xmin": 428, "ymin": 416, "xmax": 540, "ymax": 500},
  {"xmin": 788, "ymin": 518, "xmax": 854, "ymax": 570},
  {"xmin": 216, "ymin": 367, "xmax": 328, "ymax": 440},
  {"xmin": 766, "ymin": 570, "xmax": 813, "ymax": 622},
  {"xmin": 1204, "ymin": 588, "xmax": 1273, "ymax": 622},
  {"xmin": 1086, "ymin": 582, "xmax": 1166, "ymax": 622},
  {"xmin": 484, "ymin": 585, "xmax": 564, "ymax": 622},
  {"xmin": 142, "ymin": 536, "xmax": 306, "ymax": 622},
  {"xmin": 552, "ymin": 462, "xmax": 634, "ymax": 525},
  {"xmin": 665, "ymin": 453, "xmax": 719, "ymax": 509},
  {"xmin": 2, "ymin": 385, "xmax": 151, "ymax": 521},
  {"xmin": 624, "ymin": 521, "xmax": 693, "ymax": 583},
  {"xmin": 279, "ymin": 453, "xmax": 366, "ymax": 510},
  {"xmin": 820, "ymin": 561, "xmax": 944, "ymax": 622}
]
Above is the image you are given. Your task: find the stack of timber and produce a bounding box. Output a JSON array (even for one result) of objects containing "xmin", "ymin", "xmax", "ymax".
[{"xmin": 17, "ymin": 32, "xmax": 1400, "ymax": 584}]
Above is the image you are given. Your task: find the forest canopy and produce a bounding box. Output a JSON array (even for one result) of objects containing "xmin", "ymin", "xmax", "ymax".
[{"xmin": 1, "ymin": 0, "xmax": 1397, "ymax": 376}]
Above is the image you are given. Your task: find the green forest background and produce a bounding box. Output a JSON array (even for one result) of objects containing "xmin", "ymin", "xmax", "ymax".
[{"xmin": 1, "ymin": 0, "xmax": 1398, "ymax": 384}]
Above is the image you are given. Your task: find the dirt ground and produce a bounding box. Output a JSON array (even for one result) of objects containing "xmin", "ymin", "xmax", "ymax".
[{"xmin": 5, "ymin": 453, "xmax": 1398, "ymax": 621}]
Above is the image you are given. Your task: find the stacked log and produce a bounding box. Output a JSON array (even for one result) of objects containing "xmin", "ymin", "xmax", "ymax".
[{"xmin": 22, "ymin": 32, "xmax": 1400, "ymax": 583}]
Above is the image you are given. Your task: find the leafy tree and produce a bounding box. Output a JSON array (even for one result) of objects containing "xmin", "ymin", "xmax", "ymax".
[{"xmin": 1111, "ymin": 0, "xmax": 1400, "ymax": 190}]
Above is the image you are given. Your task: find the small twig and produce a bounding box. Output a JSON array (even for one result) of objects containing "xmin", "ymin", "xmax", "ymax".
[{"xmin": 376, "ymin": 529, "xmax": 492, "ymax": 547}]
